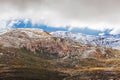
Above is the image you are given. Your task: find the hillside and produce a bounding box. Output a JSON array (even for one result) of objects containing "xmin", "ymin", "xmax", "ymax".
[
  {"xmin": 0, "ymin": 28, "xmax": 118, "ymax": 59},
  {"xmin": 0, "ymin": 28, "xmax": 120, "ymax": 80},
  {"xmin": 51, "ymin": 31, "xmax": 120, "ymax": 50},
  {"xmin": 0, "ymin": 46, "xmax": 68, "ymax": 80}
]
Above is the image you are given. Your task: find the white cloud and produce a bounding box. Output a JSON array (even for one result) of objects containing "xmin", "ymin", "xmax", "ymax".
[
  {"xmin": 110, "ymin": 27, "xmax": 120, "ymax": 35},
  {"xmin": 0, "ymin": 0, "xmax": 120, "ymax": 34},
  {"xmin": 99, "ymin": 33, "xmax": 105, "ymax": 36}
]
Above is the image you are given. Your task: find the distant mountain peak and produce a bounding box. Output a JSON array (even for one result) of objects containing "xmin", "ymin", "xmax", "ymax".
[
  {"xmin": 0, "ymin": 28, "xmax": 119, "ymax": 59},
  {"xmin": 51, "ymin": 31, "xmax": 120, "ymax": 50}
]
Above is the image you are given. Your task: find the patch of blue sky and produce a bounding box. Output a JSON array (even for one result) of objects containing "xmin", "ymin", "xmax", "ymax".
[{"xmin": 11, "ymin": 20, "xmax": 112, "ymax": 36}]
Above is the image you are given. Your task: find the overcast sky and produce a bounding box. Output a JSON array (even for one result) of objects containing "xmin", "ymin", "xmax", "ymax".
[{"xmin": 0, "ymin": 0, "xmax": 120, "ymax": 34}]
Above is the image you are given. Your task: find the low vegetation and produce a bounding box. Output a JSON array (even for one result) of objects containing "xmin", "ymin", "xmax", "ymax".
[{"xmin": 0, "ymin": 46, "xmax": 120, "ymax": 80}]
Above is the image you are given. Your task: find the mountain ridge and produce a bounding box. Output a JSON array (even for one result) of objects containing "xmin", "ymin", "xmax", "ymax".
[
  {"xmin": 0, "ymin": 28, "xmax": 120, "ymax": 80},
  {"xmin": 0, "ymin": 28, "xmax": 119, "ymax": 59},
  {"xmin": 51, "ymin": 31, "xmax": 120, "ymax": 50}
]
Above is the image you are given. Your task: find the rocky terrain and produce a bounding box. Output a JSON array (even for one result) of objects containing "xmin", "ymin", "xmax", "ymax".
[
  {"xmin": 0, "ymin": 28, "xmax": 120, "ymax": 80},
  {"xmin": 51, "ymin": 31, "xmax": 120, "ymax": 50},
  {"xmin": 0, "ymin": 28, "xmax": 119, "ymax": 59}
]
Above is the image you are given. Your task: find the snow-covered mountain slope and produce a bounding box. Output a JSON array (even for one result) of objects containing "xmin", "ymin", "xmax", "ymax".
[
  {"xmin": 51, "ymin": 31, "xmax": 120, "ymax": 50},
  {"xmin": 0, "ymin": 28, "xmax": 119, "ymax": 59},
  {"xmin": 0, "ymin": 28, "xmax": 52, "ymax": 48},
  {"xmin": 0, "ymin": 30, "xmax": 8, "ymax": 35}
]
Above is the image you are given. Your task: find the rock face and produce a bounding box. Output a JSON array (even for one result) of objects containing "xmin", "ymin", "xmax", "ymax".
[
  {"xmin": 0, "ymin": 28, "xmax": 120, "ymax": 80},
  {"xmin": 0, "ymin": 28, "xmax": 51, "ymax": 48},
  {"xmin": 0, "ymin": 28, "xmax": 119, "ymax": 59},
  {"xmin": 51, "ymin": 31, "xmax": 120, "ymax": 50}
]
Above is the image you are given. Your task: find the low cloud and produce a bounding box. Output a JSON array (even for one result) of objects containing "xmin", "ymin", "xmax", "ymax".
[{"xmin": 0, "ymin": 0, "xmax": 120, "ymax": 34}]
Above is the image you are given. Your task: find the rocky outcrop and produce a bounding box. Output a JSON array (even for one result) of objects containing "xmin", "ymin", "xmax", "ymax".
[
  {"xmin": 0, "ymin": 28, "xmax": 119, "ymax": 59},
  {"xmin": 51, "ymin": 31, "xmax": 120, "ymax": 50},
  {"xmin": 0, "ymin": 28, "xmax": 51, "ymax": 48}
]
